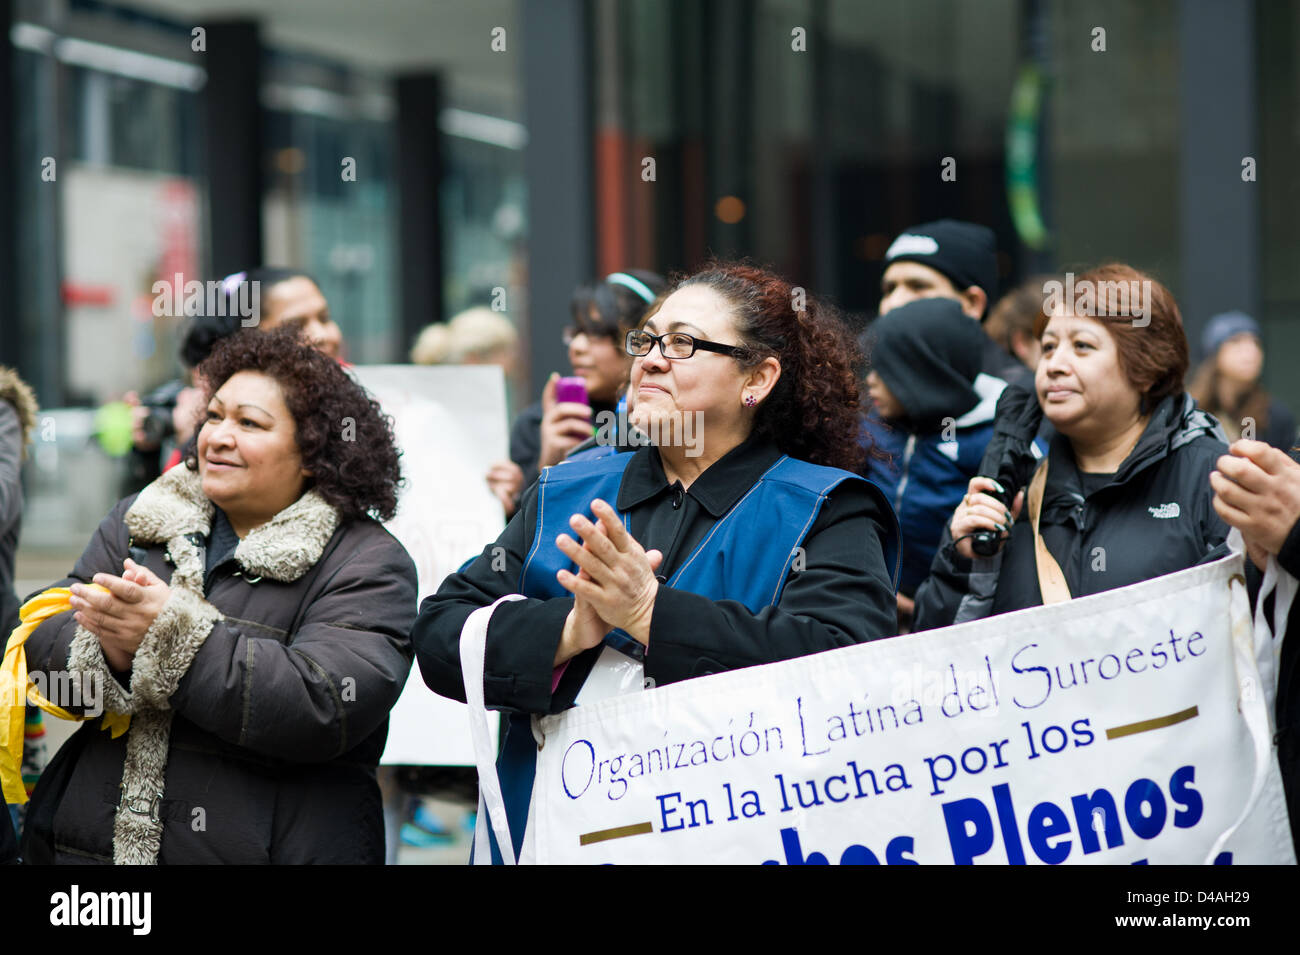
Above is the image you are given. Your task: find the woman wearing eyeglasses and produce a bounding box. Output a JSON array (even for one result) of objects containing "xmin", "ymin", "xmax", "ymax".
[{"xmin": 413, "ymin": 261, "xmax": 900, "ymax": 863}]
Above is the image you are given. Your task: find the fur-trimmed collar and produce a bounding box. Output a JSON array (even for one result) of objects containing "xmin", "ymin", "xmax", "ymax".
[
  {"xmin": 125, "ymin": 465, "xmax": 341, "ymax": 583},
  {"xmin": 0, "ymin": 365, "xmax": 38, "ymax": 451}
]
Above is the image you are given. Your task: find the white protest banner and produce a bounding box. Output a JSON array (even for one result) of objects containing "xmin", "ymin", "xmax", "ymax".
[
  {"xmin": 529, "ymin": 552, "xmax": 1294, "ymax": 864},
  {"xmin": 350, "ymin": 364, "xmax": 507, "ymax": 766}
]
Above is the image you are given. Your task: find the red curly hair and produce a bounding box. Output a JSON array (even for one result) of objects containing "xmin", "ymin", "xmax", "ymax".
[{"xmin": 673, "ymin": 262, "xmax": 866, "ymax": 473}]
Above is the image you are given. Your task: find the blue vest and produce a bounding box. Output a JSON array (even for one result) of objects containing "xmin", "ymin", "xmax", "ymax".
[{"xmin": 488, "ymin": 450, "xmax": 900, "ymax": 862}]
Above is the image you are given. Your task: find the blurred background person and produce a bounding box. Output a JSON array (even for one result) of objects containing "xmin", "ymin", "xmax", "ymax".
[
  {"xmin": 485, "ymin": 270, "xmax": 665, "ymax": 517},
  {"xmin": 878, "ymin": 219, "xmax": 1029, "ymax": 390},
  {"xmin": 1, "ymin": 365, "xmax": 42, "ymax": 853},
  {"xmin": 411, "ymin": 305, "xmax": 520, "ymax": 396},
  {"xmin": 1, "ymin": 367, "xmax": 38, "ymax": 639},
  {"xmin": 236, "ymin": 267, "xmax": 343, "ymax": 359},
  {"xmin": 861, "ymin": 298, "xmax": 1002, "ymax": 631},
  {"xmin": 915, "ymin": 264, "xmax": 1229, "ymax": 629},
  {"xmin": 1188, "ymin": 310, "xmax": 1296, "ymax": 450},
  {"xmin": 409, "ymin": 322, "xmax": 453, "ymax": 367},
  {"xmin": 984, "ymin": 276, "xmax": 1054, "ymax": 375},
  {"xmin": 869, "ymin": 223, "xmax": 1044, "ymax": 621}
]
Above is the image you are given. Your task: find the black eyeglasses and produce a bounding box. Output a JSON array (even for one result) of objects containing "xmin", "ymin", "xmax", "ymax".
[{"xmin": 625, "ymin": 328, "xmax": 746, "ymax": 360}]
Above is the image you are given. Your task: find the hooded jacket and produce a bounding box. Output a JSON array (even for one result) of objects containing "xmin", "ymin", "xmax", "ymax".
[
  {"xmin": 914, "ymin": 393, "xmax": 1229, "ymax": 629},
  {"xmin": 862, "ymin": 300, "xmax": 1004, "ymax": 596},
  {"xmin": 1, "ymin": 366, "xmax": 38, "ymax": 638},
  {"xmin": 20, "ymin": 465, "xmax": 416, "ymax": 864}
]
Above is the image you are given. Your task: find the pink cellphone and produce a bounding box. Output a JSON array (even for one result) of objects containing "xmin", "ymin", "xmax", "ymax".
[{"xmin": 555, "ymin": 376, "xmax": 589, "ymax": 406}]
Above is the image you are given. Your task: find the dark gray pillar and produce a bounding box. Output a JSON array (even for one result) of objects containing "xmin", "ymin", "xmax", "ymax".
[
  {"xmin": 395, "ymin": 73, "xmax": 444, "ymax": 349},
  {"xmin": 1177, "ymin": 0, "xmax": 1258, "ymax": 351},
  {"xmin": 704, "ymin": 0, "xmax": 755, "ymax": 259},
  {"xmin": 0, "ymin": 0, "xmax": 17, "ymax": 369},
  {"xmin": 522, "ymin": 0, "xmax": 593, "ymax": 395},
  {"xmin": 809, "ymin": 0, "xmax": 837, "ymax": 300},
  {"xmin": 201, "ymin": 20, "xmax": 263, "ymax": 278}
]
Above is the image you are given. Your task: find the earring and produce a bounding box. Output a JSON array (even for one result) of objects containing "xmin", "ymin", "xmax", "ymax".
[{"xmin": 744, "ymin": 394, "xmax": 757, "ymax": 407}]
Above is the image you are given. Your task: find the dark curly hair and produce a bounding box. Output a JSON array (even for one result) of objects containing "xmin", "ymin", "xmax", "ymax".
[
  {"xmin": 187, "ymin": 327, "xmax": 401, "ymax": 522},
  {"xmin": 672, "ymin": 262, "xmax": 866, "ymax": 473}
]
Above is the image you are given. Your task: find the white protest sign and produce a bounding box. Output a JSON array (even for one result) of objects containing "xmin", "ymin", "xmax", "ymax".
[
  {"xmin": 350, "ymin": 364, "xmax": 507, "ymax": 766},
  {"xmin": 528, "ymin": 553, "xmax": 1294, "ymax": 864}
]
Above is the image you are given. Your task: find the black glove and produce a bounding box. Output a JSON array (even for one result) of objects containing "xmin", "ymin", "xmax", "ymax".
[{"xmin": 971, "ymin": 382, "xmax": 1043, "ymax": 556}]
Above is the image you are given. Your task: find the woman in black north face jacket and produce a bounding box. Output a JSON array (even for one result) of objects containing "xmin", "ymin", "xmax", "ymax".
[{"xmin": 915, "ymin": 265, "xmax": 1228, "ymax": 629}]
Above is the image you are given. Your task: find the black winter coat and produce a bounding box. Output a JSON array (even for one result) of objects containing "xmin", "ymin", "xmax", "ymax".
[
  {"xmin": 414, "ymin": 435, "xmax": 898, "ymax": 714},
  {"xmin": 21, "ymin": 466, "xmax": 416, "ymax": 864},
  {"xmin": 914, "ymin": 393, "xmax": 1229, "ymax": 629}
]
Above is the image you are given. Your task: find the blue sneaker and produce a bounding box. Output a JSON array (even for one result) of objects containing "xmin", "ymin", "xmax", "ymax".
[
  {"xmin": 412, "ymin": 803, "xmax": 451, "ymax": 836},
  {"xmin": 400, "ymin": 822, "xmax": 453, "ymax": 847}
]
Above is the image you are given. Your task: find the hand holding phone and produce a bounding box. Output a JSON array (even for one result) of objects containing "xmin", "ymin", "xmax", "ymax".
[
  {"xmin": 554, "ymin": 376, "xmax": 588, "ymax": 406},
  {"xmin": 539, "ymin": 374, "xmax": 594, "ymax": 468}
]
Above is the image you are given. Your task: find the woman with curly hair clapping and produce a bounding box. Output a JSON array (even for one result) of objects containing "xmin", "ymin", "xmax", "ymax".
[
  {"xmin": 413, "ymin": 261, "xmax": 899, "ymax": 862},
  {"xmin": 20, "ymin": 328, "xmax": 414, "ymax": 864}
]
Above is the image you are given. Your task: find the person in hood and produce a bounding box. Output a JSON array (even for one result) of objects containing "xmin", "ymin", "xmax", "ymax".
[
  {"xmin": 914, "ymin": 264, "xmax": 1229, "ymax": 629},
  {"xmin": 878, "ymin": 218, "xmax": 1029, "ymax": 390},
  {"xmin": 1188, "ymin": 310, "xmax": 1296, "ymax": 451},
  {"xmin": 861, "ymin": 299, "xmax": 1003, "ymax": 628}
]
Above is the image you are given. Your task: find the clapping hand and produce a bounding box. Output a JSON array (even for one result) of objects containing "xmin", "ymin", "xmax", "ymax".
[
  {"xmin": 70, "ymin": 558, "xmax": 171, "ymax": 672},
  {"xmin": 552, "ymin": 499, "xmax": 663, "ymax": 665}
]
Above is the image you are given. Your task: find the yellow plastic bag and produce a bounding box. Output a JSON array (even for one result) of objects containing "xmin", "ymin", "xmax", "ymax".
[{"xmin": 1, "ymin": 586, "xmax": 130, "ymax": 803}]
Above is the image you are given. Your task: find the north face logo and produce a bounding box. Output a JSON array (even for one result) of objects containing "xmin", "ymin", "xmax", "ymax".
[{"xmin": 1148, "ymin": 502, "xmax": 1180, "ymax": 519}]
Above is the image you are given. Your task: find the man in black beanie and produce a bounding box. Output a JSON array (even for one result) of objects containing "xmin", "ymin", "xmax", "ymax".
[{"xmin": 878, "ymin": 218, "xmax": 1030, "ymax": 389}]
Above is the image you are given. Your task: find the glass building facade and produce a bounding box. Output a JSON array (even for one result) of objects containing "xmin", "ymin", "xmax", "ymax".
[
  {"xmin": 582, "ymin": 0, "xmax": 1297, "ymax": 408},
  {"xmin": 3, "ymin": 0, "xmax": 1297, "ymax": 411},
  {"xmin": 4, "ymin": 0, "xmax": 524, "ymax": 408}
]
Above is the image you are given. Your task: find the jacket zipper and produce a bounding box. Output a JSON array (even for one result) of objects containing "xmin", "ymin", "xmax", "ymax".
[{"xmin": 894, "ymin": 433, "xmax": 917, "ymax": 514}]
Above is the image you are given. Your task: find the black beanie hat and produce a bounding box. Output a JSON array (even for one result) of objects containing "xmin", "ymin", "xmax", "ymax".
[
  {"xmin": 869, "ymin": 298, "xmax": 984, "ymax": 431},
  {"xmin": 883, "ymin": 219, "xmax": 998, "ymax": 315}
]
